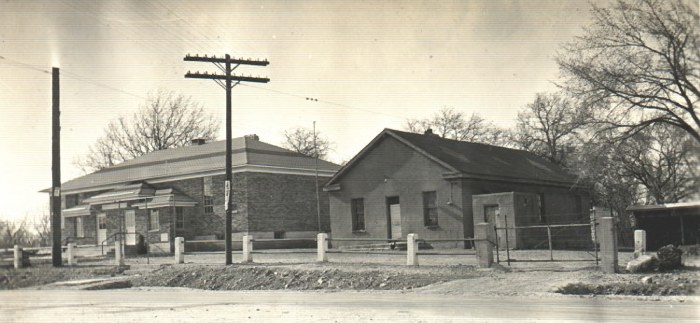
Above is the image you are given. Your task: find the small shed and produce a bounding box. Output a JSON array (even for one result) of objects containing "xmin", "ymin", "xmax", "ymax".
[{"xmin": 628, "ymin": 201, "xmax": 700, "ymax": 250}]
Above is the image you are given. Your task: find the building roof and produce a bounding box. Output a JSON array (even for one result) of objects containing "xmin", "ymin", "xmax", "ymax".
[
  {"xmin": 627, "ymin": 201, "xmax": 700, "ymax": 212},
  {"xmin": 327, "ymin": 128, "xmax": 581, "ymax": 188},
  {"xmin": 57, "ymin": 136, "xmax": 340, "ymax": 194}
]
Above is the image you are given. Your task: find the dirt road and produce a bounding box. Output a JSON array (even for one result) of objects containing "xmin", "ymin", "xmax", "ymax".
[{"xmin": 1, "ymin": 289, "xmax": 697, "ymax": 322}]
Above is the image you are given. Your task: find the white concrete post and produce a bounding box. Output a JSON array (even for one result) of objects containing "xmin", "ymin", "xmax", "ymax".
[
  {"xmin": 13, "ymin": 245, "xmax": 22, "ymax": 269},
  {"xmin": 114, "ymin": 240, "xmax": 124, "ymax": 266},
  {"xmin": 407, "ymin": 233, "xmax": 419, "ymax": 266},
  {"xmin": 599, "ymin": 217, "xmax": 618, "ymax": 273},
  {"xmin": 317, "ymin": 233, "xmax": 328, "ymax": 262},
  {"xmin": 634, "ymin": 230, "xmax": 646, "ymax": 258},
  {"xmin": 242, "ymin": 235, "xmax": 253, "ymax": 263},
  {"xmin": 67, "ymin": 243, "xmax": 77, "ymax": 266},
  {"xmin": 174, "ymin": 237, "xmax": 185, "ymax": 264},
  {"xmin": 474, "ymin": 223, "xmax": 493, "ymax": 268}
]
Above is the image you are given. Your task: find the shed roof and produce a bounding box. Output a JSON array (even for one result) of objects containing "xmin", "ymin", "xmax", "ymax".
[
  {"xmin": 57, "ymin": 136, "xmax": 340, "ymax": 193},
  {"xmin": 327, "ymin": 129, "xmax": 581, "ymax": 187},
  {"xmin": 627, "ymin": 201, "xmax": 700, "ymax": 212}
]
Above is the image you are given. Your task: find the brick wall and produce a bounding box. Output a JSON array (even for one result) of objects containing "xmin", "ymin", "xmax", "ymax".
[{"xmin": 245, "ymin": 172, "xmax": 332, "ymax": 233}]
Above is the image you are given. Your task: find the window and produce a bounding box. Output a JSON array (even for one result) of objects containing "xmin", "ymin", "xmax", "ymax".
[
  {"xmin": 175, "ymin": 207, "xmax": 185, "ymax": 230},
  {"xmin": 203, "ymin": 196, "xmax": 214, "ymax": 214},
  {"xmin": 538, "ymin": 193, "xmax": 546, "ymax": 223},
  {"xmin": 75, "ymin": 217, "xmax": 84, "ymax": 238},
  {"xmin": 351, "ymin": 198, "xmax": 365, "ymax": 232},
  {"xmin": 274, "ymin": 231, "xmax": 285, "ymax": 239},
  {"xmin": 203, "ymin": 176, "xmax": 214, "ymax": 214},
  {"xmin": 423, "ymin": 191, "xmax": 439, "ymax": 227},
  {"xmin": 98, "ymin": 215, "xmax": 107, "ymax": 230},
  {"xmin": 65, "ymin": 194, "xmax": 79, "ymax": 208},
  {"xmin": 148, "ymin": 210, "xmax": 160, "ymax": 231}
]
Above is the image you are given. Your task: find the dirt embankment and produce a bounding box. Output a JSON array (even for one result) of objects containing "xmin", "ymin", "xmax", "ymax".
[
  {"xmin": 0, "ymin": 266, "xmax": 124, "ymax": 290},
  {"xmin": 130, "ymin": 264, "xmax": 479, "ymax": 291}
]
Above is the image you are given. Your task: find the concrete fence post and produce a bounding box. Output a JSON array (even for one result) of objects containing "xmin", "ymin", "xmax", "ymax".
[
  {"xmin": 634, "ymin": 230, "xmax": 646, "ymax": 258},
  {"xmin": 114, "ymin": 240, "xmax": 124, "ymax": 266},
  {"xmin": 599, "ymin": 217, "xmax": 618, "ymax": 273},
  {"xmin": 474, "ymin": 223, "xmax": 494, "ymax": 268},
  {"xmin": 67, "ymin": 243, "xmax": 77, "ymax": 266},
  {"xmin": 407, "ymin": 233, "xmax": 418, "ymax": 266},
  {"xmin": 317, "ymin": 233, "xmax": 328, "ymax": 262},
  {"xmin": 174, "ymin": 237, "xmax": 185, "ymax": 264},
  {"xmin": 13, "ymin": 245, "xmax": 22, "ymax": 269},
  {"xmin": 242, "ymin": 235, "xmax": 253, "ymax": 263}
]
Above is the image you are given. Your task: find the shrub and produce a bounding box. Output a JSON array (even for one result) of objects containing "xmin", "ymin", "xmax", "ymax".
[{"xmin": 656, "ymin": 244, "xmax": 683, "ymax": 271}]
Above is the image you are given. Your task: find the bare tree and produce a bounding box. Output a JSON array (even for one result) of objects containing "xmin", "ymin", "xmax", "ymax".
[
  {"xmin": 615, "ymin": 124, "xmax": 699, "ymax": 204},
  {"xmin": 0, "ymin": 218, "xmax": 32, "ymax": 249},
  {"xmin": 282, "ymin": 127, "xmax": 332, "ymax": 160},
  {"xmin": 405, "ymin": 108, "xmax": 510, "ymax": 146},
  {"xmin": 514, "ymin": 93, "xmax": 591, "ymax": 166},
  {"xmin": 557, "ymin": 0, "xmax": 700, "ymax": 143},
  {"xmin": 75, "ymin": 90, "xmax": 219, "ymax": 172},
  {"xmin": 28, "ymin": 210, "xmax": 51, "ymax": 247}
]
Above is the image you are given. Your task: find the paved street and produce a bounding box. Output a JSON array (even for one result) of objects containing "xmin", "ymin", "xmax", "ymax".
[{"xmin": 1, "ymin": 289, "xmax": 697, "ymax": 322}]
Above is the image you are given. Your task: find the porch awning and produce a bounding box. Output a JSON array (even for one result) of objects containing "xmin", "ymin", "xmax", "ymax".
[
  {"xmin": 63, "ymin": 204, "xmax": 91, "ymax": 218},
  {"xmin": 82, "ymin": 183, "xmax": 155, "ymax": 205},
  {"xmin": 131, "ymin": 188, "xmax": 197, "ymax": 209}
]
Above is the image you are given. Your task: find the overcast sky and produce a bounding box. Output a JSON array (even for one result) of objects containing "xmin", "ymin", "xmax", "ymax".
[{"xmin": 0, "ymin": 0, "xmax": 603, "ymax": 222}]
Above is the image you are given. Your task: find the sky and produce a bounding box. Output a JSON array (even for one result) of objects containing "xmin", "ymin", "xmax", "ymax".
[{"xmin": 0, "ymin": 0, "xmax": 601, "ymax": 222}]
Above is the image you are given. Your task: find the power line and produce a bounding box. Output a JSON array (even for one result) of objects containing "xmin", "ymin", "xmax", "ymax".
[
  {"xmin": 239, "ymin": 83, "xmax": 405, "ymax": 120},
  {"xmin": 0, "ymin": 55, "xmax": 149, "ymax": 101}
]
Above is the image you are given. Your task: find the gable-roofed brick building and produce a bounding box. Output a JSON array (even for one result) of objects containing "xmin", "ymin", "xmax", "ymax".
[
  {"xmin": 325, "ymin": 129, "xmax": 590, "ymax": 249},
  {"xmin": 52, "ymin": 135, "xmax": 340, "ymax": 253}
]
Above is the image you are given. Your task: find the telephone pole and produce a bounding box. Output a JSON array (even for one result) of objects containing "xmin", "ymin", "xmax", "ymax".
[
  {"xmin": 184, "ymin": 54, "xmax": 269, "ymax": 265},
  {"xmin": 51, "ymin": 67, "xmax": 62, "ymax": 267}
]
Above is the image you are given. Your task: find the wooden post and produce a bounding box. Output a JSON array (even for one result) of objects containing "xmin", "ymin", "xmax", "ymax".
[
  {"xmin": 634, "ymin": 229, "xmax": 646, "ymax": 259},
  {"xmin": 547, "ymin": 225, "xmax": 553, "ymax": 261},
  {"xmin": 115, "ymin": 240, "xmax": 124, "ymax": 266},
  {"xmin": 475, "ymin": 223, "xmax": 493, "ymax": 268},
  {"xmin": 174, "ymin": 237, "xmax": 185, "ymax": 264},
  {"xmin": 67, "ymin": 243, "xmax": 77, "ymax": 266},
  {"xmin": 242, "ymin": 235, "xmax": 253, "ymax": 263},
  {"xmin": 599, "ymin": 217, "xmax": 618, "ymax": 273},
  {"xmin": 407, "ymin": 233, "xmax": 418, "ymax": 266},
  {"xmin": 317, "ymin": 233, "xmax": 328, "ymax": 262},
  {"xmin": 13, "ymin": 245, "xmax": 22, "ymax": 269}
]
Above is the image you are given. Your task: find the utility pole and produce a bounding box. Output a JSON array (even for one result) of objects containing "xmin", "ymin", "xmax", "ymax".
[
  {"xmin": 184, "ymin": 54, "xmax": 269, "ymax": 265},
  {"xmin": 313, "ymin": 121, "xmax": 321, "ymax": 233},
  {"xmin": 51, "ymin": 67, "xmax": 62, "ymax": 267}
]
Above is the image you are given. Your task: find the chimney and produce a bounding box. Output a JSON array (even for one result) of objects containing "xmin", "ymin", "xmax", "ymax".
[
  {"xmin": 424, "ymin": 128, "xmax": 438, "ymax": 136},
  {"xmin": 191, "ymin": 138, "xmax": 206, "ymax": 146},
  {"xmin": 244, "ymin": 134, "xmax": 259, "ymax": 141}
]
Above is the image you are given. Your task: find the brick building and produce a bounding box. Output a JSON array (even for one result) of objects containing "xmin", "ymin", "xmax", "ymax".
[
  {"xmin": 324, "ymin": 129, "xmax": 590, "ymax": 248},
  {"xmin": 53, "ymin": 135, "xmax": 340, "ymax": 252}
]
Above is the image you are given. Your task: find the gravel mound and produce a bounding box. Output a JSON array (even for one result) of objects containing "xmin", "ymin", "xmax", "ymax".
[{"xmin": 130, "ymin": 264, "xmax": 467, "ymax": 291}]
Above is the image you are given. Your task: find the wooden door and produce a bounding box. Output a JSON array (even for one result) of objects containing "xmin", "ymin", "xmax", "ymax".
[{"xmin": 97, "ymin": 213, "xmax": 107, "ymax": 245}]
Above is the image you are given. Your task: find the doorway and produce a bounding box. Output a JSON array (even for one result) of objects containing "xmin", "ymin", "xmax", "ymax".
[
  {"xmin": 386, "ymin": 196, "xmax": 401, "ymax": 239},
  {"xmin": 97, "ymin": 213, "xmax": 107, "ymax": 245},
  {"xmin": 125, "ymin": 210, "xmax": 136, "ymax": 246}
]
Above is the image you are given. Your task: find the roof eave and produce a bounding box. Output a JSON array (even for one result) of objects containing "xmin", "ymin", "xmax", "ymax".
[{"xmin": 325, "ymin": 129, "xmax": 458, "ymax": 187}]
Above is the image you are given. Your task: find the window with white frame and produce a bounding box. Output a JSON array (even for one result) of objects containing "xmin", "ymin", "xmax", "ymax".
[
  {"xmin": 423, "ymin": 191, "xmax": 439, "ymax": 227},
  {"xmin": 351, "ymin": 198, "xmax": 365, "ymax": 232},
  {"xmin": 75, "ymin": 217, "xmax": 84, "ymax": 238},
  {"xmin": 148, "ymin": 209, "xmax": 160, "ymax": 231},
  {"xmin": 175, "ymin": 207, "xmax": 185, "ymax": 230},
  {"xmin": 203, "ymin": 176, "xmax": 214, "ymax": 214}
]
